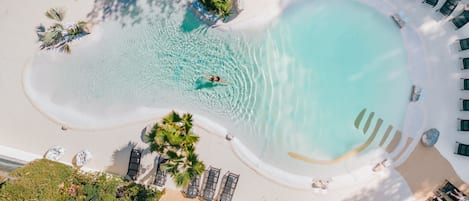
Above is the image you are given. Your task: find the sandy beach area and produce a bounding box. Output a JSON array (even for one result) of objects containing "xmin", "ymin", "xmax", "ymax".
[
  {"xmin": 0, "ymin": 0, "xmax": 468, "ymax": 200},
  {"xmin": 397, "ymin": 143, "xmax": 469, "ymax": 200}
]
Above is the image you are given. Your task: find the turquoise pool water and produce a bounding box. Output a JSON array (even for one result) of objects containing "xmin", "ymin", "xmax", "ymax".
[{"xmin": 28, "ymin": 0, "xmax": 410, "ymax": 175}]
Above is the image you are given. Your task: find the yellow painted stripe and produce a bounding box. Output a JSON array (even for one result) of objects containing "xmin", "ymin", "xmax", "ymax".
[
  {"xmin": 379, "ymin": 125, "xmax": 393, "ymax": 147},
  {"xmin": 385, "ymin": 130, "xmax": 402, "ymax": 153},
  {"xmin": 354, "ymin": 108, "xmax": 366, "ymax": 129},
  {"xmin": 392, "ymin": 137, "xmax": 414, "ymax": 161},
  {"xmin": 363, "ymin": 112, "xmax": 375, "ymax": 134},
  {"xmin": 288, "ymin": 122, "xmax": 380, "ymax": 165}
]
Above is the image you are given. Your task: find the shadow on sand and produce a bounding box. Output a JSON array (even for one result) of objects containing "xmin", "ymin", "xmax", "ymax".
[
  {"xmin": 87, "ymin": 0, "xmax": 185, "ymax": 27},
  {"xmin": 105, "ymin": 141, "xmax": 137, "ymax": 176}
]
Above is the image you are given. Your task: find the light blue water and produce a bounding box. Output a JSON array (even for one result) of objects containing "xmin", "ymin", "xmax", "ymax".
[{"xmin": 28, "ymin": 0, "xmax": 410, "ymax": 175}]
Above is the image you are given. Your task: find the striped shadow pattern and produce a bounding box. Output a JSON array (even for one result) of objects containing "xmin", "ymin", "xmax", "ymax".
[{"xmin": 289, "ymin": 108, "xmax": 413, "ymax": 164}]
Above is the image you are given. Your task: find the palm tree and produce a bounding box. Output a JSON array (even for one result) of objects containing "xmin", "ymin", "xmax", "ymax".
[
  {"xmin": 38, "ymin": 8, "xmax": 89, "ymax": 54},
  {"xmin": 146, "ymin": 111, "xmax": 206, "ymax": 188},
  {"xmin": 40, "ymin": 24, "xmax": 63, "ymax": 49}
]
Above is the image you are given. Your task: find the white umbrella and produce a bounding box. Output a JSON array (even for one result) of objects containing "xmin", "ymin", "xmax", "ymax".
[
  {"xmin": 45, "ymin": 145, "xmax": 65, "ymax": 161},
  {"xmin": 75, "ymin": 150, "xmax": 92, "ymax": 167}
]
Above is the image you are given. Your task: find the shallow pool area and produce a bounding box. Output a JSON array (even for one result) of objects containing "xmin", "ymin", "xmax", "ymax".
[{"xmin": 26, "ymin": 0, "xmax": 411, "ymax": 176}]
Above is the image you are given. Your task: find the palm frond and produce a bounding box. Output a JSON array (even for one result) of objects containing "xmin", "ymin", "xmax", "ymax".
[
  {"xmin": 174, "ymin": 171, "xmax": 191, "ymax": 187},
  {"xmin": 45, "ymin": 8, "xmax": 65, "ymax": 22},
  {"xmin": 76, "ymin": 21, "xmax": 90, "ymax": 33},
  {"xmin": 60, "ymin": 43, "xmax": 71, "ymax": 54}
]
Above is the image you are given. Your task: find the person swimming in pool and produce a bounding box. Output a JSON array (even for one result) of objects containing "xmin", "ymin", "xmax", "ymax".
[{"xmin": 207, "ymin": 74, "xmax": 225, "ymax": 83}]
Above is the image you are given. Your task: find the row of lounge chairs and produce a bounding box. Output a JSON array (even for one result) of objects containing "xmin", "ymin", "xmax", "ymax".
[
  {"xmin": 124, "ymin": 151, "xmax": 239, "ymax": 201},
  {"xmin": 423, "ymin": 0, "xmax": 461, "ymax": 15},
  {"xmin": 423, "ymin": 0, "xmax": 469, "ymax": 29},
  {"xmin": 455, "ymin": 119, "xmax": 469, "ymax": 156},
  {"xmin": 185, "ymin": 166, "xmax": 240, "ymax": 201}
]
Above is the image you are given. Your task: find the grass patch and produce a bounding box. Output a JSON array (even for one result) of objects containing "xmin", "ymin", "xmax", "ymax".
[{"xmin": 0, "ymin": 159, "xmax": 163, "ymax": 200}]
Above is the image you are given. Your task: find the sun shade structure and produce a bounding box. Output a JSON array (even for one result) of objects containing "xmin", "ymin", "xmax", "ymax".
[
  {"xmin": 423, "ymin": 0, "xmax": 439, "ymax": 7},
  {"xmin": 216, "ymin": 172, "xmax": 240, "ymax": 201},
  {"xmin": 421, "ymin": 128, "xmax": 440, "ymax": 147},
  {"xmin": 456, "ymin": 142, "xmax": 469, "ymax": 156},
  {"xmin": 184, "ymin": 175, "xmax": 200, "ymax": 198},
  {"xmin": 153, "ymin": 156, "xmax": 167, "ymax": 187},
  {"xmin": 439, "ymin": 0, "xmax": 461, "ymax": 16},
  {"xmin": 75, "ymin": 150, "xmax": 92, "ymax": 167},
  {"xmin": 459, "ymin": 38, "xmax": 469, "ymax": 51},
  {"xmin": 452, "ymin": 10, "xmax": 469, "ymax": 29},
  {"xmin": 200, "ymin": 166, "xmax": 221, "ymax": 201},
  {"xmin": 44, "ymin": 145, "xmax": 65, "ymax": 161},
  {"xmin": 126, "ymin": 148, "xmax": 142, "ymax": 181}
]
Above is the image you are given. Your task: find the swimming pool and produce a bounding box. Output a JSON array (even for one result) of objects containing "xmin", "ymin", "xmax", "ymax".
[{"xmin": 26, "ymin": 0, "xmax": 410, "ymax": 176}]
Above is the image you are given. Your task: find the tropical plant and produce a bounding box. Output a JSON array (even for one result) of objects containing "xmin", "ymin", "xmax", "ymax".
[
  {"xmin": 0, "ymin": 159, "xmax": 164, "ymax": 200},
  {"xmin": 145, "ymin": 111, "xmax": 206, "ymax": 187},
  {"xmin": 199, "ymin": 0, "xmax": 232, "ymax": 18},
  {"xmin": 37, "ymin": 8, "xmax": 89, "ymax": 54}
]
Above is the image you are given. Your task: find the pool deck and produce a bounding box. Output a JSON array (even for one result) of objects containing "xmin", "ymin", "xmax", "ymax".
[{"xmin": 0, "ymin": 0, "xmax": 468, "ymax": 200}]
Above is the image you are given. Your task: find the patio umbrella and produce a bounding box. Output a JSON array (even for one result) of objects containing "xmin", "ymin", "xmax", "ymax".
[
  {"xmin": 44, "ymin": 145, "xmax": 65, "ymax": 161},
  {"xmin": 421, "ymin": 128, "xmax": 440, "ymax": 147},
  {"xmin": 75, "ymin": 150, "xmax": 92, "ymax": 167}
]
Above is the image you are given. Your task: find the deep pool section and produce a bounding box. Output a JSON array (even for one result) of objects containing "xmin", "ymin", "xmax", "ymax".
[{"xmin": 26, "ymin": 0, "xmax": 410, "ymax": 176}]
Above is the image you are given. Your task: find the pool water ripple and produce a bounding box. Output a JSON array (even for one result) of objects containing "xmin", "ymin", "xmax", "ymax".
[{"xmin": 27, "ymin": 0, "xmax": 411, "ymax": 176}]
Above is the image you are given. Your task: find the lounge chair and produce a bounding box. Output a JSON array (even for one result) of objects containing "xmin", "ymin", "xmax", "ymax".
[
  {"xmin": 184, "ymin": 176, "xmax": 200, "ymax": 198},
  {"xmin": 438, "ymin": 179, "xmax": 466, "ymax": 200},
  {"xmin": 200, "ymin": 166, "xmax": 221, "ymax": 201},
  {"xmin": 461, "ymin": 79, "xmax": 469, "ymax": 90},
  {"xmin": 455, "ymin": 141, "xmax": 469, "ymax": 156},
  {"xmin": 423, "ymin": 0, "xmax": 439, "ymax": 7},
  {"xmin": 438, "ymin": 0, "xmax": 461, "ymax": 16},
  {"xmin": 427, "ymin": 191, "xmax": 447, "ymax": 201},
  {"xmin": 461, "ymin": 58, "xmax": 469, "ymax": 69},
  {"xmin": 461, "ymin": 99, "xmax": 469, "ymax": 111},
  {"xmin": 126, "ymin": 149, "xmax": 142, "ymax": 181},
  {"xmin": 460, "ymin": 119, "xmax": 469, "ymax": 131},
  {"xmin": 153, "ymin": 156, "xmax": 167, "ymax": 187},
  {"xmin": 459, "ymin": 38, "xmax": 469, "ymax": 51},
  {"xmin": 216, "ymin": 172, "xmax": 240, "ymax": 201},
  {"xmin": 452, "ymin": 10, "xmax": 469, "ymax": 29}
]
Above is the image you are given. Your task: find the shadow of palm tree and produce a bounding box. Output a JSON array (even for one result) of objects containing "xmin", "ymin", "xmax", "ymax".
[
  {"xmin": 105, "ymin": 141, "xmax": 137, "ymax": 176},
  {"xmin": 180, "ymin": 7, "xmax": 205, "ymax": 33},
  {"xmin": 87, "ymin": 0, "xmax": 186, "ymax": 27},
  {"xmin": 87, "ymin": 0, "xmax": 143, "ymax": 27},
  {"xmin": 341, "ymin": 175, "xmax": 414, "ymax": 201}
]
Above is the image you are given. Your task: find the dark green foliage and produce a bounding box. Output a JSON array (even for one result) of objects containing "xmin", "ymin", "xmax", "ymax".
[
  {"xmin": 199, "ymin": 0, "xmax": 232, "ymax": 18},
  {"xmin": 146, "ymin": 111, "xmax": 206, "ymax": 188},
  {"xmin": 0, "ymin": 159, "xmax": 163, "ymax": 201}
]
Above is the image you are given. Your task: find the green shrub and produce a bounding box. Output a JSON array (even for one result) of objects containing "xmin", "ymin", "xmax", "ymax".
[
  {"xmin": 0, "ymin": 159, "xmax": 164, "ymax": 201},
  {"xmin": 199, "ymin": 0, "xmax": 232, "ymax": 18}
]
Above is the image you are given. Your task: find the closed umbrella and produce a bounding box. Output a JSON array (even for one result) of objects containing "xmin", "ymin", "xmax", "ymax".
[
  {"xmin": 45, "ymin": 145, "xmax": 65, "ymax": 161},
  {"xmin": 75, "ymin": 150, "xmax": 92, "ymax": 167},
  {"xmin": 421, "ymin": 128, "xmax": 440, "ymax": 147}
]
